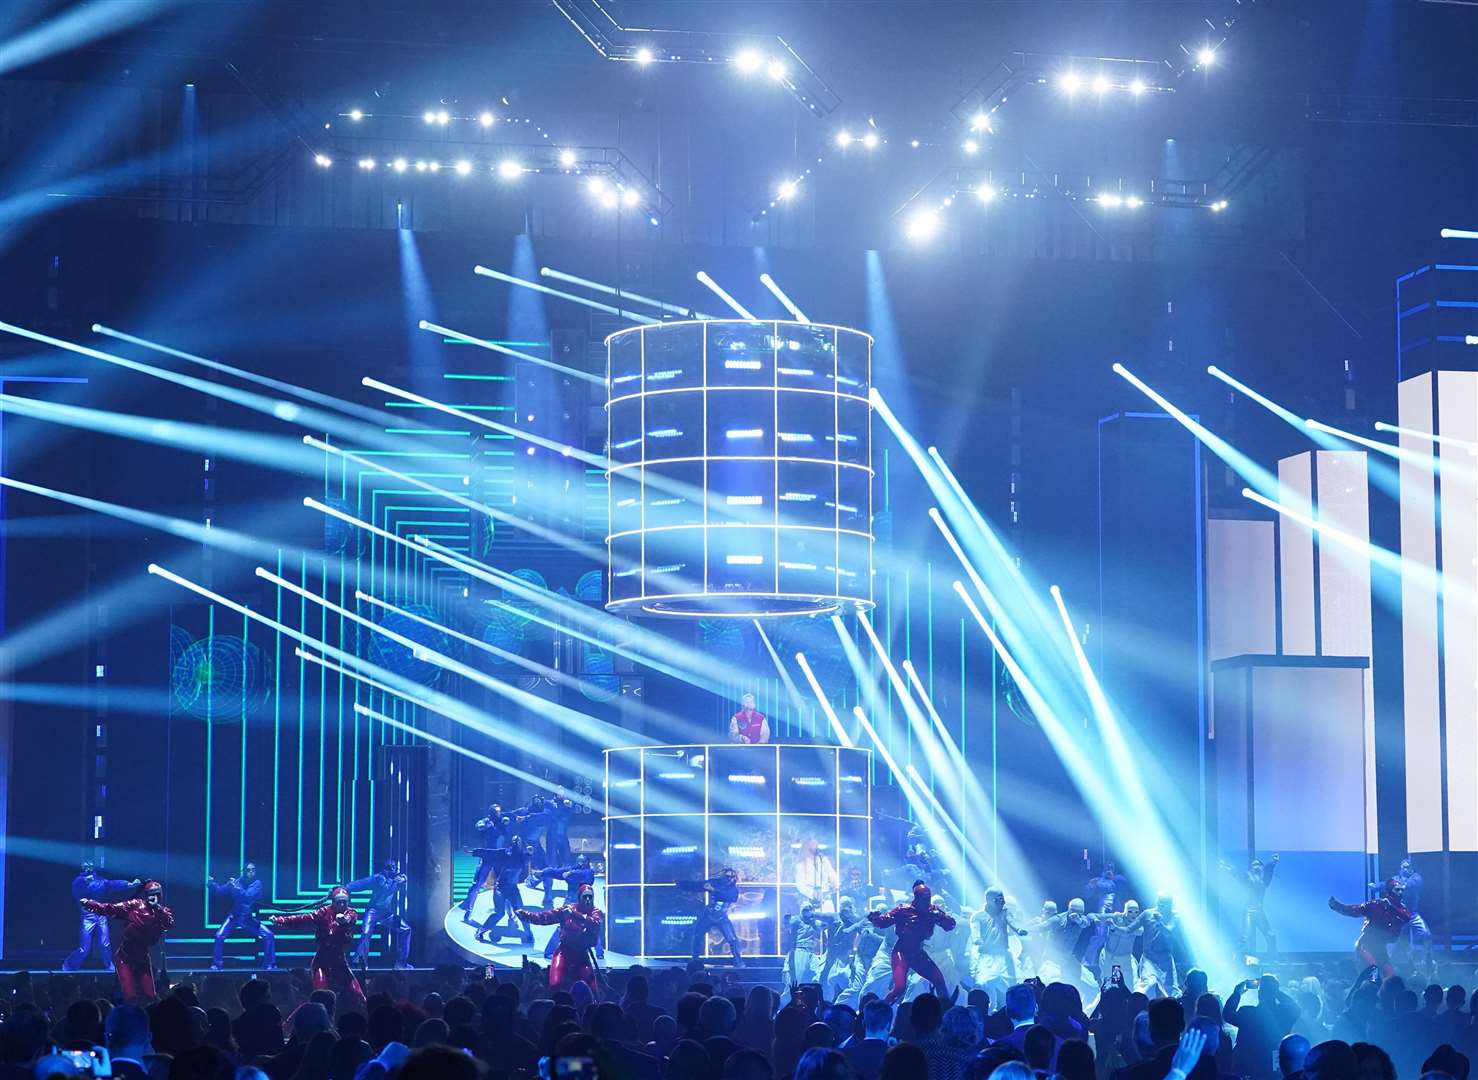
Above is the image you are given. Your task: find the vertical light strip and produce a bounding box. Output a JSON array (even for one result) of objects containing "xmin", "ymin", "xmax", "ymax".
[
  {"xmin": 772, "ymin": 322, "xmax": 780, "ymax": 597},
  {"xmin": 1399, "ymin": 373, "xmax": 1443, "ymax": 851},
  {"xmin": 1438, "ymin": 372, "xmax": 1478, "ymax": 850},
  {"xmin": 1313, "ymin": 450, "xmax": 1379, "ymax": 853},
  {"xmin": 1277, "ymin": 452, "xmax": 1316, "ymax": 655}
]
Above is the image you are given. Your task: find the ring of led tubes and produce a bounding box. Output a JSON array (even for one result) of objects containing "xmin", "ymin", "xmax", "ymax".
[{"xmin": 605, "ymin": 319, "xmax": 874, "ymax": 618}]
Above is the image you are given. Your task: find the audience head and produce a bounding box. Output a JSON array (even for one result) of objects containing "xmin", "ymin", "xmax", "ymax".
[
  {"xmin": 700, "ymin": 994, "xmax": 738, "ymax": 1038},
  {"xmin": 1005, "ymin": 985, "xmax": 1038, "ymax": 1025},
  {"xmin": 910, "ymin": 993, "xmax": 943, "ymax": 1037},
  {"xmin": 1424, "ymin": 1047, "xmax": 1471, "ymax": 1080},
  {"xmin": 880, "ymin": 1042, "xmax": 928, "ymax": 1080},
  {"xmin": 1147, "ymin": 997, "xmax": 1186, "ymax": 1049},
  {"xmin": 863, "ymin": 1000, "xmax": 893, "ymax": 1039},
  {"xmin": 1024, "ymin": 1025, "xmax": 1056, "ymax": 1070},
  {"xmin": 1058, "ymin": 1039, "xmax": 1095, "ymax": 1080},
  {"xmin": 723, "ymin": 1048, "xmax": 775, "ymax": 1080},
  {"xmin": 1280, "ymin": 1034, "xmax": 1312, "ymax": 1078},
  {"xmin": 1306, "ymin": 1040, "xmax": 1360, "ymax": 1080},
  {"xmin": 941, "ymin": 1006, "xmax": 983, "ymax": 1048}
]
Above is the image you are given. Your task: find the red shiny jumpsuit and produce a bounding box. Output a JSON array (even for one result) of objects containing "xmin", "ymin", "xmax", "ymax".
[
  {"xmin": 518, "ymin": 897, "xmax": 603, "ymax": 993},
  {"xmin": 868, "ymin": 884, "xmax": 956, "ymax": 1004},
  {"xmin": 272, "ymin": 894, "xmax": 364, "ymax": 1008},
  {"xmin": 80, "ymin": 895, "xmax": 174, "ymax": 1004},
  {"xmin": 1330, "ymin": 884, "xmax": 1411, "ymax": 978}
]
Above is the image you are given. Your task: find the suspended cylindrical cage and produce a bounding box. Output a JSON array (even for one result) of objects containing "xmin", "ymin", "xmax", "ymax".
[{"xmin": 605, "ymin": 319, "xmax": 874, "ymax": 618}]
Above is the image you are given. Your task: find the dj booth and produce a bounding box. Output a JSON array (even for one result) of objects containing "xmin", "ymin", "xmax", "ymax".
[{"xmin": 604, "ymin": 743, "xmax": 873, "ymax": 959}]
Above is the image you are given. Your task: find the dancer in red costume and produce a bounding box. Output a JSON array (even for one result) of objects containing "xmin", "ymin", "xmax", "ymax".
[
  {"xmin": 1329, "ymin": 877, "xmax": 1412, "ymax": 978},
  {"xmin": 516, "ymin": 884, "xmax": 604, "ymax": 994},
  {"xmin": 81, "ymin": 880, "xmax": 174, "ymax": 1004},
  {"xmin": 271, "ymin": 886, "xmax": 364, "ymax": 1009},
  {"xmin": 867, "ymin": 880, "xmax": 956, "ymax": 1004}
]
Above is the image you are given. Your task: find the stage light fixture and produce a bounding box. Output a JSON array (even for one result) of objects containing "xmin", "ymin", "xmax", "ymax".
[
  {"xmin": 414, "ymin": 160, "xmax": 428, "ymax": 172},
  {"xmin": 358, "ymin": 158, "xmax": 375, "ymax": 170},
  {"xmin": 1097, "ymin": 193, "xmax": 1123, "ymax": 208},
  {"xmin": 392, "ymin": 158, "xmax": 408, "ymax": 172},
  {"xmin": 836, "ymin": 130, "xmax": 853, "ymax": 148},
  {"xmin": 313, "ymin": 153, "xmax": 332, "ymax": 168},
  {"xmin": 349, "ymin": 109, "xmax": 364, "ymax": 121},
  {"xmin": 905, "ymin": 209, "xmax": 940, "ymax": 241},
  {"xmin": 962, "ymin": 139, "xmax": 979, "ymax": 155},
  {"xmin": 734, "ymin": 49, "xmax": 763, "ymax": 74},
  {"xmin": 1060, "ymin": 71, "xmax": 1082, "ymax": 94},
  {"xmin": 455, "ymin": 160, "xmax": 472, "ymax": 176},
  {"xmin": 558, "ymin": 148, "xmax": 576, "ymax": 168},
  {"xmin": 1198, "ymin": 46, "xmax": 1216, "ymax": 66},
  {"xmin": 910, "ymin": 139, "xmax": 920, "ymax": 148},
  {"xmin": 777, "ymin": 179, "xmax": 798, "ymax": 200},
  {"xmin": 1129, "ymin": 79, "xmax": 1147, "ymax": 96},
  {"xmin": 767, "ymin": 59, "xmax": 787, "ymax": 81},
  {"xmin": 970, "ymin": 112, "xmax": 991, "ymax": 132},
  {"xmin": 498, "ymin": 159, "xmax": 523, "ymax": 180},
  {"xmin": 436, "ymin": 109, "xmax": 450, "ymax": 125},
  {"xmin": 1093, "ymin": 75, "xmax": 1111, "ymax": 94},
  {"xmin": 587, "ymin": 176, "xmax": 607, "ymax": 196},
  {"xmin": 976, "ymin": 182, "xmax": 996, "ymax": 202},
  {"xmin": 1126, "ymin": 195, "xmax": 1143, "ymax": 208},
  {"xmin": 600, "ymin": 190, "xmax": 619, "ymax": 209},
  {"xmin": 428, "ymin": 161, "xmax": 441, "ymax": 173},
  {"xmin": 622, "ymin": 187, "xmax": 640, "ymax": 207},
  {"xmin": 635, "ymin": 47, "xmax": 654, "ymax": 65},
  {"xmin": 423, "ymin": 110, "xmax": 436, "ymax": 124},
  {"xmin": 861, "ymin": 131, "xmax": 879, "ymax": 149},
  {"xmin": 479, "ymin": 110, "xmax": 495, "ymax": 127}
]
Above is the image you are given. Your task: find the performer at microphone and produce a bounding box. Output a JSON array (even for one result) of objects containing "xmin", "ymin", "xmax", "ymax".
[
  {"xmin": 867, "ymin": 880, "xmax": 956, "ymax": 1004},
  {"xmin": 794, "ymin": 836, "xmax": 839, "ymax": 909},
  {"xmin": 515, "ymin": 883, "xmax": 603, "ymax": 993},
  {"xmin": 349, "ymin": 858, "xmax": 411, "ymax": 969},
  {"xmin": 1330, "ymin": 877, "xmax": 1411, "ymax": 978},
  {"xmin": 208, "ymin": 862, "xmax": 276, "ymax": 971},
  {"xmin": 271, "ymin": 886, "xmax": 363, "ymax": 1009},
  {"xmin": 62, "ymin": 861, "xmax": 140, "ymax": 972},
  {"xmin": 541, "ymin": 855, "xmax": 600, "ymax": 960},
  {"xmin": 729, "ymin": 692, "xmax": 770, "ymax": 745},
  {"xmin": 680, "ymin": 868, "xmax": 744, "ymax": 963},
  {"xmin": 81, "ymin": 880, "xmax": 174, "ymax": 1004}
]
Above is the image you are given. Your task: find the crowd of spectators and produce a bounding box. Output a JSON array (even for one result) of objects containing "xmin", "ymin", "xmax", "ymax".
[{"xmin": 5, "ymin": 961, "xmax": 1478, "ymax": 1080}]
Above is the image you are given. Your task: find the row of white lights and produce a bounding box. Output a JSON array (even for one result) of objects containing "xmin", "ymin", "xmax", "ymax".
[
  {"xmin": 631, "ymin": 45, "xmax": 789, "ymax": 84},
  {"xmin": 903, "ymin": 184, "xmax": 1229, "ymax": 241},
  {"xmin": 316, "ymin": 152, "xmax": 652, "ymax": 214}
]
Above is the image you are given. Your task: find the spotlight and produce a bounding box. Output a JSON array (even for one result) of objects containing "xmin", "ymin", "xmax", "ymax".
[
  {"xmin": 777, "ymin": 179, "xmax": 798, "ymax": 200},
  {"xmin": 432, "ymin": 161, "xmax": 445, "ymax": 173},
  {"xmin": 414, "ymin": 160, "xmax": 428, "ymax": 172},
  {"xmin": 559, "ymin": 148, "xmax": 576, "ymax": 167},
  {"xmin": 621, "ymin": 187, "xmax": 640, "ymax": 207},
  {"xmin": 734, "ymin": 49, "xmax": 763, "ymax": 74},
  {"xmin": 454, "ymin": 160, "xmax": 472, "ymax": 176},
  {"xmin": 970, "ymin": 111, "xmax": 991, "ymax": 132},
  {"xmin": 1126, "ymin": 195, "xmax": 1143, "ymax": 208},
  {"xmin": 1198, "ymin": 46, "xmax": 1216, "ymax": 67},
  {"xmin": 976, "ymin": 182, "xmax": 996, "ymax": 202},
  {"xmin": 349, "ymin": 109, "xmax": 364, "ymax": 121},
  {"xmin": 905, "ymin": 209, "xmax": 940, "ymax": 241},
  {"xmin": 1060, "ymin": 71, "xmax": 1082, "ymax": 94},
  {"xmin": 766, "ymin": 59, "xmax": 787, "ymax": 82},
  {"xmin": 910, "ymin": 139, "xmax": 920, "ymax": 148},
  {"xmin": 436, "ymin": 109, "xmax": 450, "ymax": 125},
  {"xmin": 1097, "ymin": 193, "xmax": 1123, "ymax": 208},
  {"xmin": 498, "ymin": 159, "xmax": 522, "ymax": 180},
  {"xmin": 358, "ymin": 157, "xmax": 375, "ymax": 170},
  {"xmin": 1129, "ymin": 79, "xmax": 1147, "ymax": 96},
  {"xmin": 479, "ymin": 110, "xmax": 495, "ymax": 127},
  {"xmin": 423, "ymin": 110, "xmax": 436, "ymax": 123},
  {"xmin": 600, "ymin": 190, "xmax": 618, "ymax": 209},
  {"xmin": 392, "ymin": 158, "xmax": 408, "ymax": 172},
  {"xmin": 836, "ymin": 130, "xmax": 854, "ymax": 148},
  {"xmin": 313, "ymin": 153, "xmax": 332, "ymax": 168},
  {"xmin": 587, "ymin": 176, "xmax": 607, "ymax": 195},
  {"xmin": 861, "ymin": 131, "xmax": 879, "ymax": 149},
  {"xmin": 635, "ymin": 47, "xmax": 654, "ymax": 65},
  {"xmin": 1093, "ymin": 75, "xmax": 1111, "ymax": 94}
]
